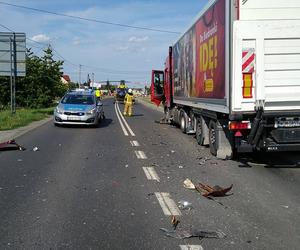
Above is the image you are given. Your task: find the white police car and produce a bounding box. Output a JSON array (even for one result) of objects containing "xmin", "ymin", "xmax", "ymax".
[{"xmin": 54, "ymin": 90, "xmax": 105, "ymax": 126}]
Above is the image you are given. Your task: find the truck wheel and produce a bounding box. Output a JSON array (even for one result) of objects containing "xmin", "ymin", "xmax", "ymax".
[
  {"xmin": 209, "ymin": 120, "xmax": 218, "ymax": 156},
  {"xmin": 180, "ymin": 111, "xmax": 188, "ymax": 133},
  {"xmin": 196, "ymin": 117, "xmax": 204, "ymax": 145}
]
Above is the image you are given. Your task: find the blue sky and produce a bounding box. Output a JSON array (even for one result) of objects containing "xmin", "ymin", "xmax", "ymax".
[{"xmin": 0, "ymin": 0, "xmax": 208, "ymax": 87}]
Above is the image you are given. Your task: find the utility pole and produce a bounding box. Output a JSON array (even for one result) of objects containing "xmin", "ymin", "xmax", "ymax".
[
  {"xmin": 92, "ymin": 73, "xmax": 94, "ymax": 84},
  {"xmin": 79, "ymin": 64, "xmax": 82, "ymax": 88},
  {"xmin": 10, "ymin": 33, "xmax": 17, "ymax": 114}
]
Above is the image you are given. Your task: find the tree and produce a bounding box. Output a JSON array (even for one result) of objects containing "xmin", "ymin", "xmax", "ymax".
[{"xmin": 17, "ymin": 47, "xmax": 66, "ymax": 108}]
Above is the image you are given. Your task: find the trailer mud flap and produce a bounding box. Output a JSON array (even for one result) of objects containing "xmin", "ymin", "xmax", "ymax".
[{"xmin": 216, "ymin": 121, "xmax": 233, "ymax": 160}]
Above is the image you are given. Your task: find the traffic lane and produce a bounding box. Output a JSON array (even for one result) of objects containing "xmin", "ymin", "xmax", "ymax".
[
  {"xmin": 124, "ymin": 101, "xmax": 300, "ymax": 249},
  {"xmin": 0, "ymin": 98, "xmax": 181, "ymax": 249}
]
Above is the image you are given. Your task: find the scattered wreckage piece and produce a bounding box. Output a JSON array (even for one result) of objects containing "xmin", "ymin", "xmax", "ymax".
[
  {"xmin": 195, "ymin": 183, "xmax": 233, "ymax": 197},
  {"xmin": 171, "ymin": 215, "xmax": 180, "ymax": 230},
  {"xmin": 178, "ymin": 200, "xmax": 193, "ymax": 210},
  {"xmin": 160, "ymin": 227, "xmax": 226, "ymax": 239},
  {"xmin": 183, "ymin": 178, "xmax": 196, "ymax": 190},
  {"xmin": 0, "ymin": 140, "xmax": 26, "ymax": 151}
]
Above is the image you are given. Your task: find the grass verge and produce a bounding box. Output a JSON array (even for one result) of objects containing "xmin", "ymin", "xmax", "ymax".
[{"xmin": 0, "ymin": 107, "xmax": 54, "ymax": 131}]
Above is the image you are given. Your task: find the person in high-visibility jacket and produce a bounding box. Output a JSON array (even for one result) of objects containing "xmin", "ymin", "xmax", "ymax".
[
  {"xmin": 95, "ymin": 88, "xmax": 101, "ymax": 99},
  {"xmin": 123, "ymin": 88, "xmax": 135, "ymax": 116}
]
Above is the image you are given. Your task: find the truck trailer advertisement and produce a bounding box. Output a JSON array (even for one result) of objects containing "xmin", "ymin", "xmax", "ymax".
[{"xmin": 173, "ymin": 0, "xmax": 225, "ymax": 99}]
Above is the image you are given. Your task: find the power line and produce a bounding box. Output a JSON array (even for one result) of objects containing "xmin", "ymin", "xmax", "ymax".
[
  {"xmin": 0, "ymin": 1, "xmax": 180, "ymax": 34},
  {"xmin": 0, "ymin": 22, "xmax": 150, "ymax": 78},
  {"xmin": 0, "ymin": 23, "xmax": 14, "ymax": 32}
]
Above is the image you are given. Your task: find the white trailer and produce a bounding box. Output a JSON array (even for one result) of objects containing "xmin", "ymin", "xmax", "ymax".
[{"xmin": 151, "ymin": 0, "xmax": 300, "ymax": 159}]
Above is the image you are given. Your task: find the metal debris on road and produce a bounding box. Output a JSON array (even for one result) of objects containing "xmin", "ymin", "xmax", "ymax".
[
  {"xmin": 178, "ymin": 200, "xmax": 193, "ymax": 210},
  {"xmin": 198, "ymin": 156, "xmax": 211, "ymax": 165},
  {"xmin": 195, "ymin": 183, "xmax": 233, "ymax": 197},
  {"xmin": 178, "ymin": 165, "xmax": 184, "ymax": 169},
  {"xmin": 160, "ymin": 227, "xmax": 226, "ymax": 239},
  {"xmin": 183, "ymin": 178, "xmax": 196, "ymax": 190},
  {"xmin": 0, "ymin": 140, "xmax": 26, "ymax": 151},
  {"xmin": 171, "ymin": 215, "xmax": 180, "ymax": 230},
  {"xmin": 33, "ymin": 146, "xmax": 39, "ymax": 152}
]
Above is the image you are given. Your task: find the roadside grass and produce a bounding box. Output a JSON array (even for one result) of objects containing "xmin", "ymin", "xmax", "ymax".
[{"xmin": 0, "ymin": 107, "xmax": 54, "ymax": 131}]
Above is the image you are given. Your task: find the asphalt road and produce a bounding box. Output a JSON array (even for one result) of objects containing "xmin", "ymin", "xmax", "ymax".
[{"xmin": 0, "ymin": 97, "xmax": 299, "ymax": 250}]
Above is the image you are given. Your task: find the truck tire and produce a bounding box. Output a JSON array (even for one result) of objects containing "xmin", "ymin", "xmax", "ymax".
[
  {"xmin": 209, "ymin": 120, "xmax": 218, "ymax": 156},
  {"xmin": 196, "ymin": 117, "xmax": 204, "ymax": 145},
  {"xmin": 180, "ymin": 110, "xmax": 188, "ymax": 133}
]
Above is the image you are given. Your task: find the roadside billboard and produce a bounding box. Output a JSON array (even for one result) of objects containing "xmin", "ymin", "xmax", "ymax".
[{"xmin": 173, "ymin": 0, "xmax": 225, "ymax": 99}]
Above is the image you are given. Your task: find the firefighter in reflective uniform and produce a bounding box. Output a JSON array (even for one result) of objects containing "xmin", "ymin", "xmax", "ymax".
[{"xmin": 123, "ymin": 89, "xmax": 135, "ymax": 116}]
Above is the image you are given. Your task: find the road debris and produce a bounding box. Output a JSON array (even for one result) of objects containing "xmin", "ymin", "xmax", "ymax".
[
  {"xmin": 198, "ymin": 156, "xmax": 211, "ymax": 165},
  {"xmin": 178, "ymin": 165, "xmax": 184, "ymax": 169},
  {"xmin": 171, "ymin": 215, "xmax": 180, "ymax": 230},
  {"xmin": 183, "ymin": 178, "xmax": 196, "ymax": 190},
  {"xmin": 33, "ymin": 146, "xmax": 39, "ymax": 152},
  {"xmin": 160, "ymin": 228, "xmax": 226, "ymax": 239},
  {"xmin": 195, "ymin": 183, "xmax": 233, "ymax": 197},
  {"xmin": 178, "ymin": 200, "xmax": 193, "ymax": 210},
  {"xmin": 0, "ymin": 140, "xmax": 26, "ymax": 151}
]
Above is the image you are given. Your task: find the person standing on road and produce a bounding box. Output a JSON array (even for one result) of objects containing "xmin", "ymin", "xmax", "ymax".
[
  {"xmin": 123, "ymin": 89, "xmax": 135, "ymax": 116},
  {"xmin": 95, "ymin": 87, "xmax": 101, "ymax": 100}
]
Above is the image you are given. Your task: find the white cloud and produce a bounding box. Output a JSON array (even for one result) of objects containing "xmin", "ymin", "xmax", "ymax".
[
  {"xmin": 128, "ymin": 36, "xmax": 149, "ymax": 43},
  {"xmin": 31, "ymin": 34, "xmax": 50, "ymax": 43},
  {"xmin": 117, "ymin": 46, "xmax": 129, "ymax": 51}
]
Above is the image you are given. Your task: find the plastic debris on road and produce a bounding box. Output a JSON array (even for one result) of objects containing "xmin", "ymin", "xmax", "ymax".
[
  {"xmin": 178, "ymin": 200, "xmax": 193, "ymax": 210},
  {"xmin": 183, "ymin": 178, "xmax": 196, "ymax": 190},
  {"xmin": 195, "ymin": 183, "xmax": 233, "ymax": 197},
  {"xmin": 0, "ymin": 140, "xmax": 26, "ymax": 151},
  {"xmin": 160, "ymin": 228, "xmax": 226, "ymax": 239},
  {"xmin": 32, "ymin": 146, "xmax": 39, "ymax": 152}
]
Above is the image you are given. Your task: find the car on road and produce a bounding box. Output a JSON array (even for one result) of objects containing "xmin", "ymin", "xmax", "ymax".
[{"xmin": 54, "ymin": 90, "xmax": 105, "ymax": 126}]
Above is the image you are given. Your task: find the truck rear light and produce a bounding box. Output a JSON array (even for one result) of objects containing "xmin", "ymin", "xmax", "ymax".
[
  {"xmin": 229, "ymin": 121, "xmax": 251, "ymax": 130},
  {"xmin": 242, "ymin": 73, "xmax": 253, "ymax": 98}
]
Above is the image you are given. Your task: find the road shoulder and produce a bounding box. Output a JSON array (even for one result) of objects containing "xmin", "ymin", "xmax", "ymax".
[{"xmin": 0, "ymin": 117, "xmax": 53, "ymax": 142}]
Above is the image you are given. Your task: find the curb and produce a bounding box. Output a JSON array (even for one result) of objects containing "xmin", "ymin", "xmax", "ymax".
[{"xmin": 0, "ymin": 117, "xmax": 53, "ymax": 142}]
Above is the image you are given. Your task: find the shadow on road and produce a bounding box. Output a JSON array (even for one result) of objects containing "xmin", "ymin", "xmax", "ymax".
[
  {"xmin": 97, "ymin": 118, "xmax": 113, "ymax": 128},
  {"xmin": 237, "ymin": 152, "xmax": 300, "ymax": 169},
  {"xmin": 54, "ymin": 118, "xmax": 113, "ymax": 129}
]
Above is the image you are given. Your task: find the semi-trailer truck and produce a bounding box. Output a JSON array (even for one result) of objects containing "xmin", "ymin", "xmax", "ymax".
[{"xmin": 151, "ymin": 0, "xmax": 300, "ymax": 159}]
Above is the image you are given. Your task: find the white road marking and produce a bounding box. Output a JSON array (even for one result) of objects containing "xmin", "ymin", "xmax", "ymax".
[
  {"xmin": 114, "ymin": 102, "xmax": 128, "ymax": 136},
  {"xmin": 142, "ymin": 167, "xmax": 160, "ymax": 182},
  {"xmin": 130, "ymin": 140, "xmax": 140, "ymax": 147},
  {"xmin": 155, "ymin": 192, "xmax": 181, "ymax": 216},
  {"xmin": 180, "ymin": 245, "xmax": 204, "ymax": 250},
  {"xmin": 135, "ymin": 150, "xmax": 147, "ymax": 159},
  {"xmin": 116, "ymin": 102, "xmax": 135, "ymax": 136}
]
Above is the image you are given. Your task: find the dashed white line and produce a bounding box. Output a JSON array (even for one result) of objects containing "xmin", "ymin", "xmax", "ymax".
[
  {"xmin": 114, "ymin": 102, "xmax": 128, "ymax": 136},
  {"xmin": 179, "ymin": 245, "xmax": 204, "ymax": 250},
  {"xmin": 130, "ymin": 140, "xmax": 140, "ymax": 147},
  {"xmin": 142, "ymin": 167, "xmax": 160, "ymax": 182},
  {"xmin": 135, "ymin": 150, "xmax": 147, "ymax": 159},
  {"xmin": 116, "ymin": 102, "xmax": 135, "ymax": 136},
  {"xmin": 155, "ymin": 192, "xmax": 181, "ymax": 216}
]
